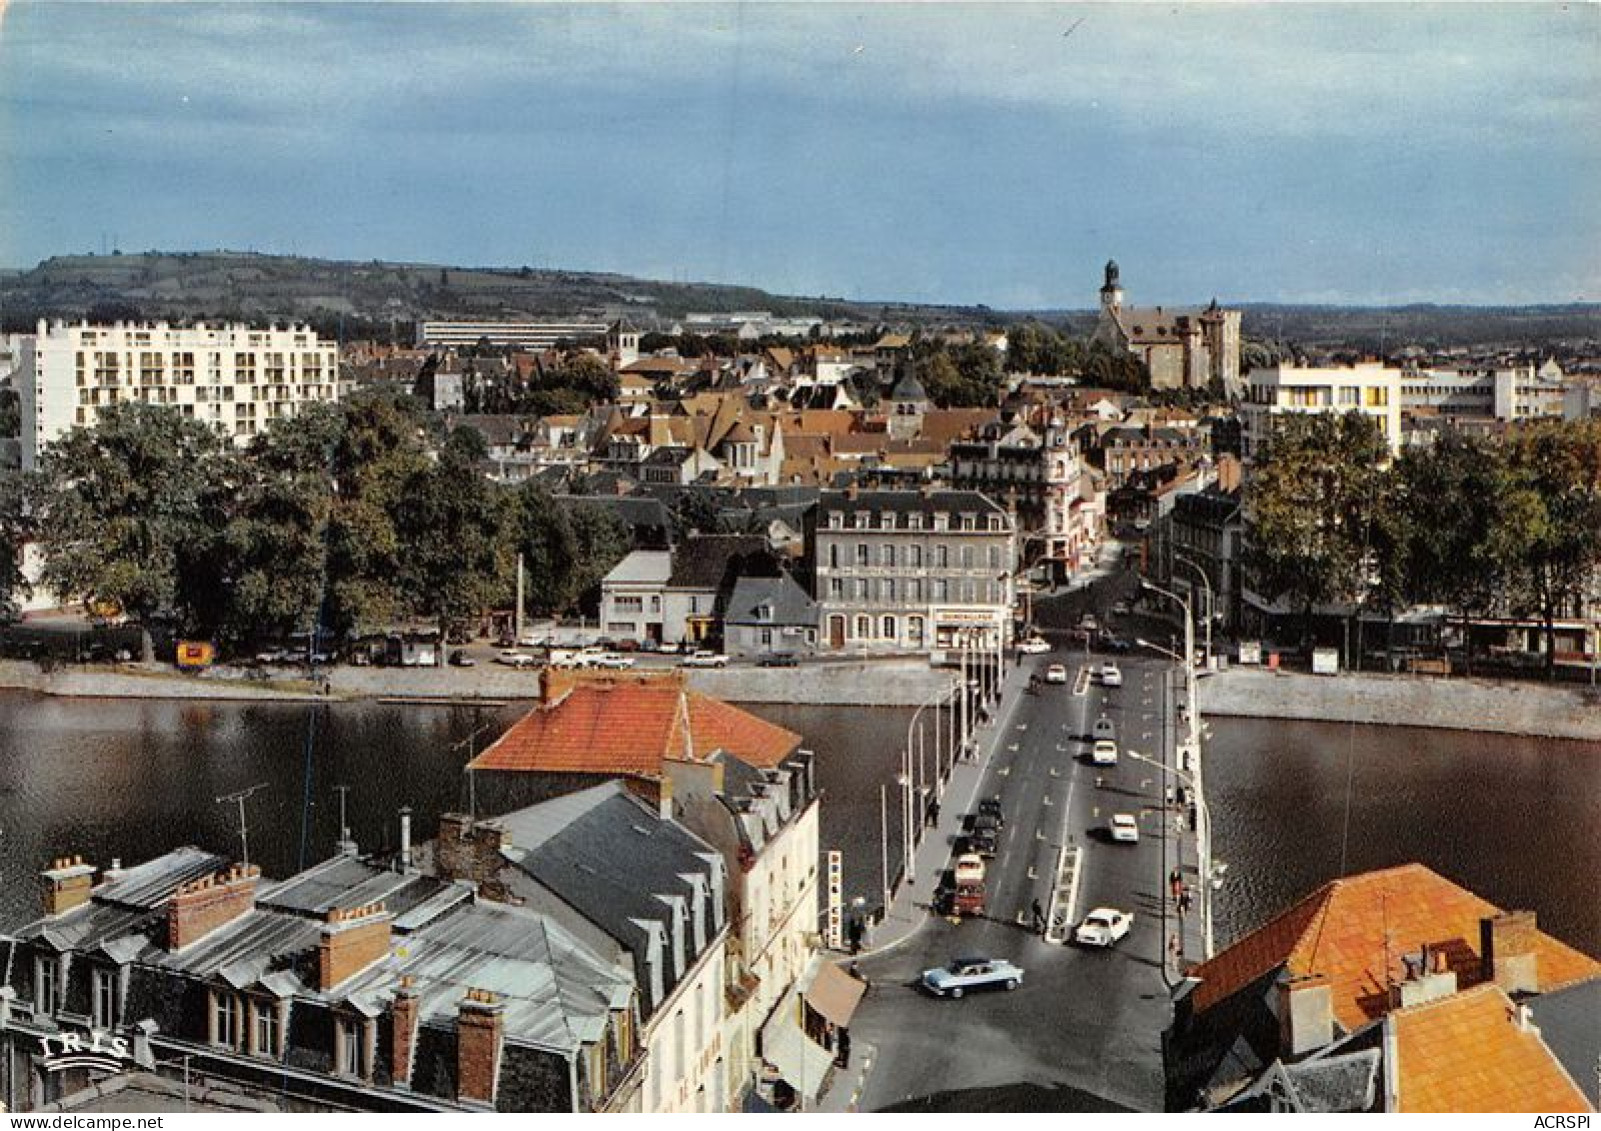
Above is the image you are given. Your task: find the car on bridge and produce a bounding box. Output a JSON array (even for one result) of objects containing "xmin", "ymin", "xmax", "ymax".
[
  {"xmin": 1109, "ymin": 813, "xmax": 1140, "ymax": 843},
  {"xmin": 1074, "ymin": 908, "xmax": 1133, "ymax": 948},
  {"xmin": 1092, "ymin": 739, "xmax": 1119, "ymax": 766},
  {"xmin": 921, "ymin": 957, "xmax": 1024, "ymax": 998},
  {"xmin": 978, "ymin": 796, "xmax": 1005, "ymax": 829},
  {"xmin": 1092, "ymin": 717, "xmax": 1116, "ymax": 741},
  {"xmin": 1099, "ymin": 662, "xmax": 1124, "ymax": 687},
  {"xmin": 1045, "ymin": 663, "xmax": 1068, "ymax": 684},
  {"xmin": 953, "ymin": 853, "xmax": 986, "ymax": 886}
]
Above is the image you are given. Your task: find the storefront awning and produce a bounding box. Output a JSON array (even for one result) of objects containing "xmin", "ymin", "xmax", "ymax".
[
  {"xmin": 759, "ymin": 990, "xmax": 833, "ymax": 1101},
  {"xmin": 804, "ymin": 961, "xmax": 866, "ymax": 1030}
]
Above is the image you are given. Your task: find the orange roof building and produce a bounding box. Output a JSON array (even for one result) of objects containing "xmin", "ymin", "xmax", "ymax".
[
  {"xmin": 468, "ymin": 672, "xmax": 801, "ymax": 780},
  {"xmin": 1389, "ymin": 985, "xmax": 1592, "ymax": 1113}
]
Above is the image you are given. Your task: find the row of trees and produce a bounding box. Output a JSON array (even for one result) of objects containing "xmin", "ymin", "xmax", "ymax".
[
  {"xmin": 1247, "ymin": 414, "xmax": 1601, "ymax": 674},
  {"xmin": 0, "ymin": 397, "xmax": 631, "ymax": 654}
]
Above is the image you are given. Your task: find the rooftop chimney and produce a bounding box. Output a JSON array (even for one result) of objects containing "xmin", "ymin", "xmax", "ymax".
[
  {"xmin": 1398, "ymin": 944, "xmax": 1458, "ymax": 1008},
  {"xmin": 1481, "ymin": 910, "xmax": 1540, "ymax": 994},
  {"xmin": 390, "ymin": 976, "xmax": 421, "ymax": 1089},
  {"xmin": 1278, "ymin": 971, "xmax": 1334, "ymax": 1057},
  {"xmin": 41, "ymin": 857, "xmax": 97, "ymax": 918},
  {"xmin": 317, "ymin": 902, "xmax": 393, "ymax": 991},
  {"xmin": 456, "ymin": 988, "xmax": 505, "ymax": 1107},
  {"xmin": 167, "ymin": 864, "xmax": 260, "ymax": 950}
]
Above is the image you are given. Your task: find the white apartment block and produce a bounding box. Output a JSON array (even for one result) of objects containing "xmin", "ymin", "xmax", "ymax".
[
  {"xmin": 415, "ymin": 319, "xmax": 608, "ymax": 350},
  {"xmin": 1242, "ymin": 361, "xmax": 1403, "ymax": 459},
  {"xmin": 17, "ymin": 320, "xmax": 339, "ymax": 469},
  {"xmin": 1399, "ymin": 362, "xmax": 1567, "ymax": 422}
]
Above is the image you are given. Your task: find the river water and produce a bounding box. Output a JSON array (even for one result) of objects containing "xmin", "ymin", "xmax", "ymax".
[{"xmin": 0, "ymin": 693, "xmax": 1594, "ymax": 958}]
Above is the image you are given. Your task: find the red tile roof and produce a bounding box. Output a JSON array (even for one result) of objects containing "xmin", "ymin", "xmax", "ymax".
[
  {"xmin": 1392, "ymin": 984, "xmax": 1593, "ymax": 1113},
  {"xmin": 1189, "ymin": 864, "xmax": 1601, "ymax": 1032},
  {"xmin": 467, "ymin": 674, "xmax": 801, "ymax": 777}
]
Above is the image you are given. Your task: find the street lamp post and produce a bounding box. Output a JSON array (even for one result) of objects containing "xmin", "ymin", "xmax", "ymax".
[
  {"xmin": 1126, "ymin": 746, "xmax": 1215, "ymax": 961},
  {"xmin": 1173, "ymin": 553, "xmax": 1215, "ymax": 668}
]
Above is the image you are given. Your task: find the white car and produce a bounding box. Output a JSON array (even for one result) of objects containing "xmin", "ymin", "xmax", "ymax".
[
  {"xmin": 952, "ymin": 853, "xmax": 986, "ymax": 886},
  {"xmin": 1099, "ymin": 663, "xmax": 1123, "ymax": 687},
  {"xmin": 1074, "ymin": 907, "xmax": 1133, "ymax": 947},
  {"xmin": 1109, "ymin": 813, "xmax": 1140, "ymax": 843},
  {"xmin": 591, "ymin": 653, "xmax": 635, "ymax": 670},
  {"xmin": 1092, "ymin": 739, "xmax": 1118, "ymax": 766},
  {"xmin": 1018, "ymin": 636, "xmax": 1051, "ymax": 655},
  {"xmin": 680, "ymin": 651, "xmax": 729, "ymax": 669},
  {"xmin": 496, "ymin": 651, "xmax": 538, "ymax": 668},
  {"xmin": 1044, "ymin": 664, "xmax": 1068, "ymax": 685}
]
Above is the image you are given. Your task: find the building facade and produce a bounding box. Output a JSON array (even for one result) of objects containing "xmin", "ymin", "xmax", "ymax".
[
  {"xmin": 414, "ymin": 319, "xmax": 609, "ymax": 350},
  {"xmin": 1092, "ymin": 261, "xmax": 1242, "ymax": 393},
  {"xmin": 807, "ymin": 488, "xmax": 1016, "ymax": 657},
  {"xmin": 1242, "ymin": 361, "xmax": 1403, "ymax": 459},
  {"xmin": 16, "ymin": 320, "xmax": 339, "ymax": 469}
]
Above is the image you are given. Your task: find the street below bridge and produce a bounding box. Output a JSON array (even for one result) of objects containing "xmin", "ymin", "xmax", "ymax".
[{"xmin": 836, "ymin": 564, "xmax": 1206, "ymax": 1112}]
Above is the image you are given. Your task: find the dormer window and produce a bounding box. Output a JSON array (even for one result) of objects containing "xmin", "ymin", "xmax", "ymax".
[
  {"xmin": 757, "ymin": 602, "xmax": 773, "ymax": 623},
  {"xmin": 908, "ymin": 512, "xmax": 923, "ymax": 531},
  {"xmin": 828, "ymin": 512, "xmax": 843, "ymax": 530},
  {"xmin": 932, "ymin": 512, "xmax": 948, "ymax": 531},
  {"xmin": 91, "ymin": 966, "xmax": 118, "ymax": 1029},
  {"xmin": 34, "ymin": 955, "xmax": 59, "ymax": 1017}
]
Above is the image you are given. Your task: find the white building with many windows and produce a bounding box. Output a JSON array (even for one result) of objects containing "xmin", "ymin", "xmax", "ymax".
[
  {"xmin": 1242, "ymin": 361, "xmax": 1403, "ymax": 459},
  {"xmin": 806, "ymin": 488, "xmax": 1017, "ymax": 657},
  {"xmin": 16, "ymin": 320, "xmax": 339, "ymax": 469}
]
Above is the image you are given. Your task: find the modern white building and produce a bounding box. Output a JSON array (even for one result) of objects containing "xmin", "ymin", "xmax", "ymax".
[
  {"xmin": 414, "ymin": 319, "xmax": 609, "ymax": 350},
  {"xmin": 1399, "ymin": 361, "xmax": 1568, "ymax": 422},
  {"xmin": 1242, "ymin": 361, "xmax": 1403, "ymax": 458},
  {"xmin": 16, "ymin": 320, "xmax": 339, "ymax": 469}
]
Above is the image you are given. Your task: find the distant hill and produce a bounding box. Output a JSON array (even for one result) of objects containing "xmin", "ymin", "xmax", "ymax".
[{"xmin": 2, "ymin": 250, "xmax": 1596, "ymax": 350}]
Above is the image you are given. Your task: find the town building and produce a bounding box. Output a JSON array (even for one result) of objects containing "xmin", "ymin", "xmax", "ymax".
[
  {"xmin": 414, "ymin": 319, "xmax": 609, "ymax": 351},
  {"xmin": 1241, "ymin": 361, "xmax": 1403, "ymax": 458},
  {"xmin": 15, "ymin": 320, "xmax": 340, "ymax": 469},
  {"xmin": 1167, "ymin": 863, "xmax": 1600, "ymax": 1112},
  {"xmin": 722, "ymin": 574, "xmax": 819, "ymax": 660},
  {"xmin": 1092, "ymin": 261, "xmax": 1242, "ymax": 392},
  {"xmin": 806, "ymin": 488, "xmax": 1017, "ymax": 657},
  {"xmin": 1, "ymin": 848, "xmax": 642, "ymax": 1113},
  {"xmin": 599, "ymin": 535, "xmax": 776, "ymax": 647},
  {"xmin": 1399, "ymin": 361, "xmax": 1568, "ymax": 424}
]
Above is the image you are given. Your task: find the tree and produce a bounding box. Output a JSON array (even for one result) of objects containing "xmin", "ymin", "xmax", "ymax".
[
  {"xmin": 1244, "ymin": 412, "xmax": 1390, "ymax": 654},
  {"xmin": 1499, "ymin": 419, "xmax": 1601, "ymax": 677},
  {"xmin": 0, "ymin": 471, "xmax": 34, "ymax": 624},
  {"xmin": 395, "ymin": 425, "xmax": 508, "ymax": 640},
  {"xmin": 33, "ymin": 403, "xmax": 234, "ymax": 658},
  {"xmin": 219, "ymin": 404, "xmax": 342, "ymax": 645},
  {"xmin": 508, "ymin": 484, "xmax": 630, "ymax": 617}
]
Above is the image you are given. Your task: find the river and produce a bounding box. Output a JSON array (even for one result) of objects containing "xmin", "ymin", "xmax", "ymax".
[{"xmin": 0, "ymin": 693, "xmax": 1594, "ymax": 958}]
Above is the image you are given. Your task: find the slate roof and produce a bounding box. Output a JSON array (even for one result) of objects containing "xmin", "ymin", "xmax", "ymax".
[
  {"xmin": 1523, "ymin": 976, "xmax": 1601, "ymax": 1102},
  {"xmin": 725, "ymin": 574, "xmax": 817, "ymax": 628},
  {"xmin": 1391, "ymin": 984, "xmax": 1592, "ymax": 1113},
  {"xmin": 817, "ymin": 488, "xmax": 1008, "ymax": 519},
  {"xmin": 603, "ymin": 550, "xmax": 672, "ymax": 586},
  {"xmin": 668, "ymin": 534, "xmax": 774, "ymax": 590},
  {"xmin": 467, "ymin": 675, "xmax": 801, "ymax": 776},
  {"xmin": 1187, "ymin": 864, "xmax": 1601, "ymax": 1032}
]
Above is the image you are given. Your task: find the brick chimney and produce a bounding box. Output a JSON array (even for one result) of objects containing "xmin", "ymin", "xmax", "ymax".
[
  {"xmin": 1398, "ymin": 944, "xmax": 1459, "ymax": 1008},
  {"xmin": 434, "ymin": 816, "xmax": 513, "ymax": 902},
  {"xmin": 390, "ymin": 976, "xmax": 420, "ymax": 1089},
  {"xmin": 317, "ymin": 902, "xmax": 393, "ymax": 991},
  {"xmin": 41, "ymin": 857, "xmax": 96, "ymax": 917},
  {"xmin": 1278, "ymin": 970, "xmax": 1334, "ymax": 1057},
  {"xmin": 456, "ymin": 988, "xmax": 505, "ymax": 1107},
  {"xmin": 167, "ymin": 864, "xmax": 261, "ymax": 950},
  {"xmin": 1481, "ymin": 910, "xmax": 1540, "ymax": 994}
]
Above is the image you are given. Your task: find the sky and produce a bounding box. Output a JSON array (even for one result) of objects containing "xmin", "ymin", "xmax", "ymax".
[{"xmin": 1, "ymin": 2, "xmax": 1597, "ymax": 308}]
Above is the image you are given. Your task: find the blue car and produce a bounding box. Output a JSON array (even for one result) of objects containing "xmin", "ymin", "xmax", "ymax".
[{"xmin": 921, "ymin": 956, "xmax": 1025, "ymax": 998}]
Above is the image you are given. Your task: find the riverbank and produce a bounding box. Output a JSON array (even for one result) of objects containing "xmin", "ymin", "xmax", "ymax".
[
  {"xmin": 1199, "ymin": 667, "xmax": 1601, "ymax": 741},
  {"xmin": 0, "ymin": 657, "xmax": 955, "ymax": 707}
]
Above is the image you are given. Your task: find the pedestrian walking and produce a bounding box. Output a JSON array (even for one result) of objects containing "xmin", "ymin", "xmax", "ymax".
[
  {"xmin": 928, "ymin": 799, "xmax": 941, "ymax": 828},
  {"xmin": 836, "ymin": 1028, "xmax": 852, "ymax": 1068},
  {"xmin": 1169, "ymin": 868, "xmax": 1182, "ymax": 901},
  {"xmin": 1180, "ymin": 889, "xmax": 1194, "ymax": 916},
  {"xmin": 1031, "ymin": 898, "xmax": 1046, "ymax": 934}
]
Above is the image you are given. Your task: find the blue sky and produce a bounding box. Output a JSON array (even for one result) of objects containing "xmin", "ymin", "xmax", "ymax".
[{"xmin": 2, "ymin": 2, "xmax": 1597, "ymax": 307}]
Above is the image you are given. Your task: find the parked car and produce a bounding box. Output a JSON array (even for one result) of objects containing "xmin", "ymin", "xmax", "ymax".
[
  {"xmin": 949, "ymin": 883, "xmax": 986, "ymax": 919},
  {"xmin": 1099, "ymin": 662, "xmax": 1123, "ymax": 687},
  {"xmin": 952, "ymin": 853, "xmax": 986, "ymax": 886},
  {"xmin": 591, "ymin": 653, "xmax": 636, "ymax": 670},
  {"xmin": 921, "ymin": 957, "xmax": 1024, "ymax": 998},
  {"xmin": 757, "ymin": 653, "xmax": 799, "ymax": 668},
  {"xmin": 1045, "ymin": 663, "xmax": 1068, "ymax": 685},
  {"xmin": 1079, "ymin": 614, "xmax": 1100, "ymax": 633},
  {"xmin": 680, "ymin": 651, "xmax": 729, "ymax": 668},
  {"xmin": 1109, "ymin": 813, "xmax": 1140, "ymax": 843},
  {"xmin": 448, "ymin": 650, "xmax": 476, "ymax": 667},
  {"xmin": 1017, "ymin": 635, "xmax": 1050, "ymax": 655},
  {"xmin": 1092, "ymin": 739, "xmax": 1119, "ymax": 766},
  {"xmin": 1092, "ymin": 716, "xmax": 1116, "ymax": 741},
  {"xmin": 1074, "ymin": 908, "xmax": 1133, "ymax": 947},
  {"xmin": 496, "ymin": 650, "xmax": 538, "ymax": 668}
]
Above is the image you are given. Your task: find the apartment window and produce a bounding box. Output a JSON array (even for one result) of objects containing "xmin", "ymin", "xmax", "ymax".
[
  {"xmin": 587, "ymin": 1040, "xmax": 608, "ymax": 1104},
  {"xmin": 932, "ymin": 513, "xmax": 948, "ymax": 531},
  {"xmin": 854, "ymin": 615, "xmax": 871, "ymax": 639},
  {"xmin": 91, "ymin": 966, "xmax": 117, "ymax": 1029},
  {"xmin": 615, "ymin": 596, "xmax": 643, "ymax": 613},
  {"xmin": 961, "ymin": 546, "xmax": 974, "ymax": 569},
  {"xmin": 934, "ymin": 579, "xmax": 949, "ymax": 602},
  {"xmin": 881, "ymin": 615, "xmax": 897, "ymax": 640},
  {"xmin": 962, "ymin": 581, "xmax": 975, "ymax": 603},
  {"xmin": 34, "ymin": 956, "xmax": 59, "ymax": 1017},
  {"xmin": 252, "ymin": 1000, "xmax": 281, "ymax": 1059},
  {"xmin": 854, "ymin": 579, "xmax": 869, "ymax": 600},
  {"xmin": 909, "ymin": 544, "xmax": 923, "ymax": 568},
  {"xmin": 988, "ymin": 546, "xmax": 1001, "ymax": 569},
  {"xmin": 883, "ymin": 579, "xmax": 896, "ymax": 603},
  {"xmin": 337, "ymin": 1016, "xmax": 363, "ymax": 1077},
  {"xmin": 828, "ymin": 578, "xmax": 844, "ymax": 599},
  {"xmin": 907, "ymin": 578, "xmax": 922, "ymax": 603},
  {"xmin": 909, "ymin": 616, "xmax": 926, "ymax": 646},
  {"xmin": 936, "ymin": 546, "xmax": 948, "ymax": 569},
  {"xmin": 650, "ymin": 595, "xmax": 661, "ymax": 613},
  {"xmin": 213, "ymin": 990, "xmax": 242, "ymax": 1049},
  {"xmin": 855, "ymin": 544, "xmax": 869, "ymax": 567},
  {"xmin": 828, "ymin": 544, "xmax": 841, "ymax": 570},
  {"xmin": 1340, "ymin": 386, "xmax": 1360, "ymax": 406},
  {"xmin": 760, "ymin": 628, "xmax": 772, "ymax": 646},
  {"xmin": 1365, "ymin": 386, "xmax": 1390, "ymax": 407}
]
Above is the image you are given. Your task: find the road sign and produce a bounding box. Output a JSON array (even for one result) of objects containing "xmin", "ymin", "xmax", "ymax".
[{"xmin": 825, "ymin": 850, "xmax": 843, "ymax": 950}]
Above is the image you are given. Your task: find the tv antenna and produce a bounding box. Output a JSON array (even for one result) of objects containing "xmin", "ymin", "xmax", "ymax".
[{"xmin": 215, "ymin": 783, "xmax": 268, "ymax": 866}]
